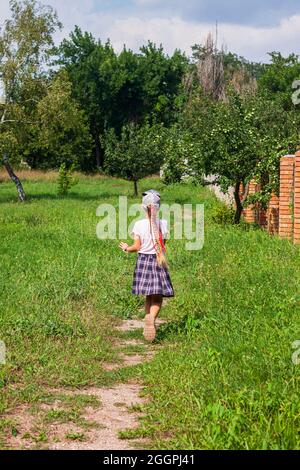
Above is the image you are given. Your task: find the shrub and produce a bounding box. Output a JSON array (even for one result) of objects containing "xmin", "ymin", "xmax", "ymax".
[
  {"xmin": 211, "ymin": 205, "xmax": 235, "ymax": 225},
  {"xmin": 57, "ymin": 163, "xmax": 78, "ymax": 197}
]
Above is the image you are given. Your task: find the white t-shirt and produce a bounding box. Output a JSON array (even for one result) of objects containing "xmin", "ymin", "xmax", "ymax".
[{"xmin": 132, "ymin": 218, "xmax": 168, "ymax": 254}]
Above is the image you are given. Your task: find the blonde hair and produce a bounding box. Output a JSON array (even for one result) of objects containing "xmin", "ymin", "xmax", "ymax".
[{"xmin": 147, "ymin": 204, "xmax": 168, "ymax": 268}]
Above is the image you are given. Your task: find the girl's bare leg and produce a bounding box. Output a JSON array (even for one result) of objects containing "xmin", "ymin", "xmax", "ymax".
[
  {"xmin": 150, "ymin": 294, "xmax": 163, "ymax": 319},
  {"xmin": 145, "ymin": 295, "xmax": 151, "ymax": 315},
  {"xmin": 144, "ymin": 295, "xmax": 163, "ymax": 342}
]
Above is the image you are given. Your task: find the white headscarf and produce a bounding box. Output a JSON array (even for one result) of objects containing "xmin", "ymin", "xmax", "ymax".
[{"xmin": 142, "ymin": 189, "xmax": 161, "ymax": 211}]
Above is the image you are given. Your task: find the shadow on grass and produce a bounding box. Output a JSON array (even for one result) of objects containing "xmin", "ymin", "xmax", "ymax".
[
  {"xmin": 155, "ymin": 313, "xmax": 203, "ymax": 343},
  {"xmin": 30, "ymin": 192, "xmax": 117, "ymax": 201},
  {"xmin": 0, "ymin": 191, "xmax": 130, "ymax": 203}
]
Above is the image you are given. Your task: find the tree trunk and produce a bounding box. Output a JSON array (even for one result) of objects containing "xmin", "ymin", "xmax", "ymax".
[
  {"xmin": 233, "ymin": 181, "xmax": 243, "ymax": 224},
  {"xmin": 94, "ymin": 135, "xmax": 104, "ymax": 169},
  {"xmin": 241, "ymin": 182, "xmax": 250, "ymax": 205},
  {"xmin": 2, "ymin": 154, "xmax": 26, "ymax": 202},
  {"xmin": 95, "ymin": 139, "xmax": 101, "ymax": 168},
  {"xmin": 133, "ymin": 180, "xmax": 138, "ymax": 196}
]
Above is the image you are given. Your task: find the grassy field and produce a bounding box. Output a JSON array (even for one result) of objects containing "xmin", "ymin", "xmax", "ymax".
[{"xmin": 0, "ymin": 172, "xmax": 299, "ymax": 449}]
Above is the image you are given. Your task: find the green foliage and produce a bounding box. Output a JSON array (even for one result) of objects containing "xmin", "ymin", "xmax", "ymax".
[
  {"xmin": 56, "ymin": 31, "xmax": 188, "ymax": 169},
  {"xmin": 33, "ymin": 71, "xmax": 92, "ymax": 170},
  {"xmin": 136, "ymin": 42, "xmax": 188, "ymax": 125},
  {"xmin": 0, "ymin": 175, "xmax": 299, "ymax": 449},
  {"xmin": 177, "ymin": 89, "xmax": 262, "ymax": 222},
  {"xmin": 0, "ymin": 131, "xmax": 18, "ymax": 158},
  {"xmin": 0, "ymin": 0, "xmax": 62, "ymax": 165},
  {"xmin": 211, "ymin": 204, "xmax": 235, "ymax": 225},
  {"xmin": 1, "ymin": 3, "xmax": 300, "ymax": 199},
  {"xmin": 248, "ymin": 54, "xmax": 300, "ymax": 200},
  {"xmin": 160, "ymin": 125, "xmax": 202, "ymax": 184},
  {"xmin": 103, "ymin": 122, "xmax": 164, "ymax": 194},
  {"xmin": 138, "ymin": 218, "xmax": 300, "ymax": 450},
  {"xmin": 0, "ymin": 3, "xmax": 93, "ymax": 178},
  {"xmin": 258, "ymin": 52, "xmax": 300, "ymax": 110},
  {"xmin": 172, "ymin": 75, "xmax": 300, "ymax": 218},
  {"xmin": 57, "ymin": 163, "xmax": 78, "ymax": 197},
  {"xmin": 200, "ymin": 90, "xmax": 259, "ymax": 185},
  {"xmin": 55, "ymin": 27, "xmax": 119, "ymax": 169}
]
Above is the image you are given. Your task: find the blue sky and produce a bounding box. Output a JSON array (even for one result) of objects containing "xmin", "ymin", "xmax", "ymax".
[{"xmin": 0, "ymin": 0, "xmax": 300, "ymax": 62}]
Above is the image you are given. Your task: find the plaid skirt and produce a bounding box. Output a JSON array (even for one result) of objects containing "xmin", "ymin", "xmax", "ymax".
[{"xmin": 132, "ymin": 253, "xmax": 174, "ymax": 297}]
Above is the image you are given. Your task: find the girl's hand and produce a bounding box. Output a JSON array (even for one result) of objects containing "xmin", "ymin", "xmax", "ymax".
[{"xmin": 119, "ymin": 242, "xmax": 129, "ymax": 252}]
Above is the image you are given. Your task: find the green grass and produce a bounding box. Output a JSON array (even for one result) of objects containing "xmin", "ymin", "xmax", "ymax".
[
  {"xmin": 65, "ymin": 431, "xmax": 86, "ymax": 441},
  {"xmin": 0, "ymin": 173, "xmax": 299, "ymax": 449},
  {"xmin": 136, "ymin": 224, "xmax": 300, "ymax": 449}
]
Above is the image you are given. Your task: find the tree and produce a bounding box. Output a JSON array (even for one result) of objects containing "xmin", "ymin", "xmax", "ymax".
[
  {"xmin": 103, "ymin": 123, "xmax": 164, "ymax": 195},
  {"xmin": 0, "ymin": 0, "xmax": 62, "ymax": 200},
  {"xmin": 56, "ymin": 34, "xmax": 188, "ymax": 169},
  {"xmin": 183, "ymin": 89, "xmax": 259, "ymax": 223},
  {"xmin": 192, "ymin": 44, "xmax": 265, "ymax": 81},
  {"xmin": 189, "ymin": 34, "xmax": 257, "ymax": 101},
  {"xmin": 241, "ymin": 92, "xmax": 300, "ymax": 207},
  {"xmin": 55, "ymin": 27, "xmax": 119, "ymax": 169},
  {"xmin": 112, "ymin": 47, "xmax": 144, "ymax": 129},
  {"xmin": 258, "ymin": 52, "xmax": 300, "ymax": 110},
  {"xmin": 33, "ymin": 71, "xmax": 92, "ymax": 170},
  {"xmin": 160, "ymin": 125, "xmax": 202, "ymax": 184},
  {"xmin": 137, "ymin": 42, "xmax": 188, "ymax": 125}
]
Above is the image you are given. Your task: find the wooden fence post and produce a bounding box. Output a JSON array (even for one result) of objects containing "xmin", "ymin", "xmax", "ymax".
[{"xmin": 279, "ymin": 155, "xmax": 295, "ymax": 240}]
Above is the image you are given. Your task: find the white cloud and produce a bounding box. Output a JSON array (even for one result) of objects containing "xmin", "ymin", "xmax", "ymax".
[
  {"xmin": 101, "ymin": 14, "xmax": 300, "ymax": 62},
  {"xmin": 134, "ymin": 0, "xmax": 162, "ymax": 4},
  {"xmin": 218, "ymin": 14, "xmax": 300, "ymax": 61},
  {"xmin": 0, "ymin": 0, "xmax": 299, "ymax": 62}
]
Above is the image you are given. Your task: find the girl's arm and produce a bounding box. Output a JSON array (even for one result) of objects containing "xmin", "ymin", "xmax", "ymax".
[{"xmin": 119, "ymin": 236, "xmax": 141, "ymax": 253}]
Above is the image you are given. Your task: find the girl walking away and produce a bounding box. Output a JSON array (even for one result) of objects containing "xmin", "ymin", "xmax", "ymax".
[{"xmin": 119, "ymin": 190, "xmax": 174, "ymax": 342}]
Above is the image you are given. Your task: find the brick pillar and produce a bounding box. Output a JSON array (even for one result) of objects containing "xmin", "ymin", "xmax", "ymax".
[
  {"xmin": 258, "ymin": 207, "xmax": 267, "ymax": 229},
  {"xmin": 294, "ymin": 151, "xmax": 300, "ymax": 244},
  {"xmin": 279, "ymin": 155, "xmax": 295, "ymax": 240},
  {"xmin": 243, "ymin": 180, "xmax": 258, "ymax": 223},
  {"xmin": 267, "ymin": 192, "xmax": 279, "ymax": 235}
]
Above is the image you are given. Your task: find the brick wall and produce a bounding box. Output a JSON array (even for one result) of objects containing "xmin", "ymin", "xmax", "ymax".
[
  {"xmin": 243, "ymin": 152, "xmax": 300, "ymax": 244},
  {"xmin": 294, "ymin": 151, "xmax": 300, "ymax": 245},
  {"xmin": 279, "ymin": 155, "xmax": 295, "ymax": 240},
  {"xmin": 267, "ymin": 193, "xmax": 279, "ymax": 235},
  {"xmin": 243, "ymin": 180, "xmax": 258, "ymax": 224},
  {"xmin": 243, "ymin": 180, "xmax": 267, "ymax": 229}
]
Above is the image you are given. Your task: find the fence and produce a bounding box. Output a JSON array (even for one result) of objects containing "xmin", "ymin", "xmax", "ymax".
[{"xmin": 243, "ymin": 150, "xmax": 300, "ymax": 245}]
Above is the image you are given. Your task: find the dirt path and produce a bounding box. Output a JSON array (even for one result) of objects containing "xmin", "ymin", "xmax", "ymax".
[{"xmin": 5, "ymin": 317, "xmax": 165, "ymax": 450}]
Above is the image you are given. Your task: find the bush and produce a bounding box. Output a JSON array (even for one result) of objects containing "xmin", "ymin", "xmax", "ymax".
[
  {"xmin": 57, "ymin": 163, "xmax": 78, "ymax": 197},
  {"xmin": 103, "ymin": 122, "xmax": 164, "ymax": 195},
  {"xmin": 211, "ymin": 205, "xmax": 235, "ymax": 225},
  {"xmin": 160, "ymin": 126, "xmax": 203, "ymax": 185}
]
